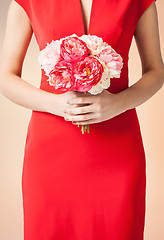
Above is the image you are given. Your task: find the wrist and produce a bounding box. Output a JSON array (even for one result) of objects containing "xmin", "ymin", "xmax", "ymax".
[
  {"xmin": 42, "ymin": 90, "xmax": 59, "ymax": 115},
  {"xmin": 115, "ymin": 89, "xmax": 131, "ymax": 114}
]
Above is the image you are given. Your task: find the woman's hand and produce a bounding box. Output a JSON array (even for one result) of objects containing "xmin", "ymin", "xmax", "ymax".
[
  {"xmin": 47, "ymin": 90, "xmax": 90, "ymax": 118},
  {"xmin": 63, "ymin": 90, "xmax": 126, "ymax": 125}
]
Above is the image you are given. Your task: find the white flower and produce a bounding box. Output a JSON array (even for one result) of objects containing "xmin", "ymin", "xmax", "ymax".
[
  {"xmin": 38, "ymin": 40, "xmax": 61, "ymax": 75},
  {"xmin": 79, "ymin": 34, "xmax": 109, "ymax": 55}
]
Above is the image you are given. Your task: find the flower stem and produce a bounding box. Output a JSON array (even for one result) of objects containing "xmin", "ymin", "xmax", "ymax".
[{"xmin": 81, "ymin": 125, "xmax": 85, "ymax": 134}]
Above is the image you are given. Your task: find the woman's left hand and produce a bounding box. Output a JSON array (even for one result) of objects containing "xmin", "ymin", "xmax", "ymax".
[{"xmin": 63, "ymin": 90, "xmax": 126, "ymax": 125}]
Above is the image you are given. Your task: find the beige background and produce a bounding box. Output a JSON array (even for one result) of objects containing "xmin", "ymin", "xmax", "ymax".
[{"xmin": 0, "ymin": 0, "xmax": 164, "ymax": 239}]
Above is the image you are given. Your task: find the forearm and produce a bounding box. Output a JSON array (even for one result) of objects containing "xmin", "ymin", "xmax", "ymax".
[
  {"xmin": 118, "ymin": 69, "xmax": 164, "ymax": 112},
  {"xmin": 0, "ymin": 72, "xmax": 56, "ymax": 113}
]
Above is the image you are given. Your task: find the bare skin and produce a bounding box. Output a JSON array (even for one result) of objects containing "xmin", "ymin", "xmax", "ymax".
[
  {"xmin": 80, "ymin": 0, "xmax": 93, "ymax": 35},
  {"xmin": 0, "ymin": 1, "xmax": 164, "ymax": 126}
]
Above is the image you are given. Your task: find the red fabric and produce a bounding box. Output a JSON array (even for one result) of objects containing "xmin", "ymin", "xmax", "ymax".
[{"xmin": 10, "ymin": 0, "xmax": 157, "ymax": 239}]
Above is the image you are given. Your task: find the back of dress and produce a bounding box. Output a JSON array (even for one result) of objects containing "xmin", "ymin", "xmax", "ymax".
[{"xmin": 10, "ymin": 0, "xmax": 157, "ymax": 239}]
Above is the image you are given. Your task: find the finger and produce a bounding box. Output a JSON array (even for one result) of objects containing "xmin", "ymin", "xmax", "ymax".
[
  {"xmin": 64, "ymin": 104, "xmax": 95, "ymax": 115},
  {"xmin": 67, "ymin": 96, "xmax": 96, "ymax": 105},
  {"xmin": 72, "ymin": 118, "xmax": 100, "ymax": 125},
  {"xmin": 73, "ymin": 90, "xmax": 91, "ymax": 96},
  {"xmin": 65, "ymin": 112, "xmax": 100, "ymax": 122}
]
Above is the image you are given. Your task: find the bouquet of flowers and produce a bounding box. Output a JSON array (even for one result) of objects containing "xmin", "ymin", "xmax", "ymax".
[{"xmin": 38, "ymin": 34, "xmax": 123, "ymax": 134}]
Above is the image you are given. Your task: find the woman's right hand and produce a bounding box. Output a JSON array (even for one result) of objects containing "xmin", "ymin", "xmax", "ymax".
[{"xmin": 47, "ymin": 90, "xmax": 91, "ymax": 118}]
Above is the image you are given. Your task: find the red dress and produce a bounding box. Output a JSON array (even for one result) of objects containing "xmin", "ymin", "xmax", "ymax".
[{"xmin": 11, "ymin": 0, "xmax": 157, "ymax": 239}]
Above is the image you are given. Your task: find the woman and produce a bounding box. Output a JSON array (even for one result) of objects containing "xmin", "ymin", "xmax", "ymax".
[{"xmin": 0, "ymin": 0, "xmax": 163, "ymax": 239}]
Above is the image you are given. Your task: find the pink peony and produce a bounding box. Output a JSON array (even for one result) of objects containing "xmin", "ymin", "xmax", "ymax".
[
  {"xmin": 48, "ymin": 60, "xmax": 74, "ymax": 92},
  {"xmin": 72, "ymin": 56, "xmax": 104, "ymax": 92},
  {"xmin": 97, "ymin": 47, "xmax": 123, "ymax": 78},
  {"xmin": 60, "ymin": 36, "xmax": 89, "ymax": 64}
]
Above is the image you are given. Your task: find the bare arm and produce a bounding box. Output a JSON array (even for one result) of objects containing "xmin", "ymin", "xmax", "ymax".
[
  {"xmin": 118, "ymin": 1, "xmax": 164, "ymax": 111},
  {"xmin": 0, "ymin": 1, "xmax": 60, "ymax": 114}
]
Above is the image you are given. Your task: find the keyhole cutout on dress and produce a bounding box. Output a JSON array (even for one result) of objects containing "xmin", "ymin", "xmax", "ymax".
[{"xmin": 79, "ymin": 0, "xmax": 93, "ymax": 35}]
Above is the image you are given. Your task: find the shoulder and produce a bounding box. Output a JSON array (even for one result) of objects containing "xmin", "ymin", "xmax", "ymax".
[
  {"xmin": 10, "ymin": 0, "xmax": 32, "ymax": 20},
  {"xmin": 10, "ymin": 0, "xmax": 28, "ymax": 8},
  {"xmin": 135, "ymin": 0, "xmax": 157, "ymax": 29},
  {"xmin": 120, "ymin": 0, "xmax": 157, "ymax": 37}
]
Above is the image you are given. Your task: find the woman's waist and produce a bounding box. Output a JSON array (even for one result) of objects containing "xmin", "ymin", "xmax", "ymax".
[{"xmin": 28, "ymin": 107, "xmax": 140, "ymax": 134}]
